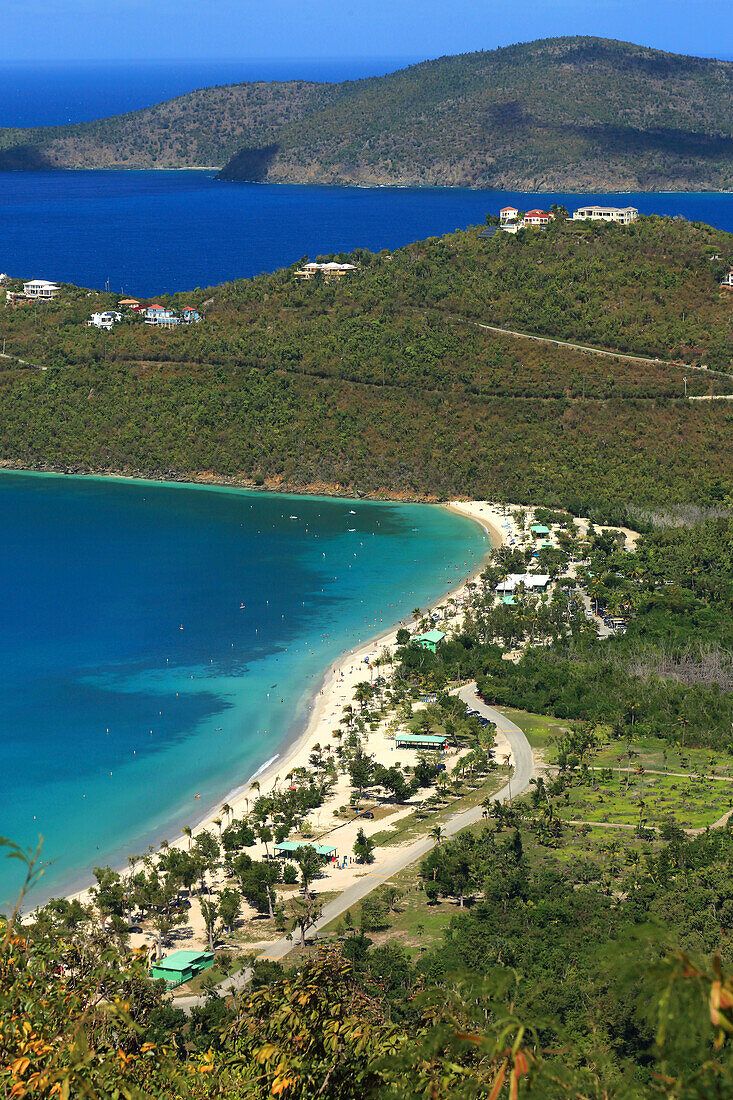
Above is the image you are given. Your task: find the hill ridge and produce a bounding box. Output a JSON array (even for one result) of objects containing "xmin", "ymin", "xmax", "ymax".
[{"xmin": 2, "ymin": 37, "xmax": 733, "ymax": 189}]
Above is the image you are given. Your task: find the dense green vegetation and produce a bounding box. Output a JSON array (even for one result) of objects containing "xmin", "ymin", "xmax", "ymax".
[
  {"xmin": 396, "ymin": 516, "xmax": 733, "ymax": 755},
  {"xmin": 4, "ymin": 504, "xmax": 733, "ymax": 1095},
  {"xmin": 4, "ymin": 37, "xmax": 733, "ymax": 188},
  {"xmin": 1, "ymin": 215, "xmax": 732, "ymax": 510}
]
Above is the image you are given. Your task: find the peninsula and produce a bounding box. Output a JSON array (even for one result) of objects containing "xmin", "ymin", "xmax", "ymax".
[
  {"xmin": 3, "ymin": 37, "xmax": 733, "ymax": 189},
  {"xmin": 1, "ymin": 210, "xmax": 732, "ymax": 516}
]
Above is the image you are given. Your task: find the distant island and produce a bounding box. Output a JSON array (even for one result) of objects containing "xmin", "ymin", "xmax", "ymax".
[{"xmin": 3, "ymin": 37, "xmax": 733, "ymax": 190}]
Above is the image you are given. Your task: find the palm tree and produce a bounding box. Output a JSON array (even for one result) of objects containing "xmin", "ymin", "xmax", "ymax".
[
  {"xmin": 213, "ymin": 816, "xmax": 223, "ymax": 838},
  {"xmin": 249, "ymin": 780, "xmax": 261, "ymax": 798},
  {"xmin": 221, "ymin": 802, "xmax": 233, "ymax": 826},
  {"xmin": 429, "ymin": 825, "xmax": 444, "ymax": 844},
  {"xmin": 182, "ymin": 825, "xmax": 192, "ymax": 850},
  {"xmin": 503, "ymin": 754, "xmax": 512, "ymax": 801}
]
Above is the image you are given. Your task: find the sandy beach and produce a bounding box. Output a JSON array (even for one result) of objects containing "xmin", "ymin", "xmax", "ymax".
[
  {"xmin": 63, "ymin": 496, "xmax": 636, "ymax": 951},
  {"xmin": 61, "ymin": 501, "xmax": 519, "ymax": 938}
]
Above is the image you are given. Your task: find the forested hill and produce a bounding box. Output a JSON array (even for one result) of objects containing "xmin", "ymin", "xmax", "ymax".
[
  {"xmin": 1, "ymin": 214, "xmax": 732, "ymax": 512},
  {"xmin": 3, "ymin": 37, "xmax": 733, "ymax": 189}
]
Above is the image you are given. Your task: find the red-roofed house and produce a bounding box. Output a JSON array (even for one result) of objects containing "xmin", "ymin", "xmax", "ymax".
[
  {"xmin": 524, "ymin": 210, "xmax": 552, "ymax": 226},
  {"xmin": 500, "ymin": 206, "xmax": 519, "ymax": 223}
]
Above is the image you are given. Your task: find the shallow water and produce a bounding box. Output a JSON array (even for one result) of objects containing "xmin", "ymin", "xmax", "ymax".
[{"xmin": 0, "ymin": 472, "xmax": 488, "ymax": 906}]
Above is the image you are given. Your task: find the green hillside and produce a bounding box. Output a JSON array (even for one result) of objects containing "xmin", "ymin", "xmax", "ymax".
[
  {"xmin": 1, "ymin": 214, "xmax": 732, "ymax": 511},
  {"xmin": 3, "ymin": 37, "xmax": 733, "ymax": 188}
]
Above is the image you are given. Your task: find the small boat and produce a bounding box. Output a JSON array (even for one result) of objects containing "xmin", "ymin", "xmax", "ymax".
[{"xmin": 289, "ymin": 515, "xmax": 298, "ymax": 519}]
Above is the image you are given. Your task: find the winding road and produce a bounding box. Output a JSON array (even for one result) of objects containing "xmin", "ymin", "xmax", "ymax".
[{"xmin": 174, "ymin": 688, "xmax": 533, "ymax": 1010}]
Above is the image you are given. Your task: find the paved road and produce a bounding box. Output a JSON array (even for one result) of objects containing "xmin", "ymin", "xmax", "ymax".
[
  {"xmin": 580, "ymin": 594, "xmax": 613, "ymax": 638},
  {"xmin": 173, "ymin": 686, "xmax": 533, "ymax": 1010}
]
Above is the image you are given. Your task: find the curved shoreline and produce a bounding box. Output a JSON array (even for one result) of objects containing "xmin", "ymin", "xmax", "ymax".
[{"xmin": 53, "ymin": 495, "xmax": 501, "ymax": 909}]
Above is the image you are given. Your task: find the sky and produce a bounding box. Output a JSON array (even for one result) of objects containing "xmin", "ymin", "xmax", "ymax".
[{"xmin": 2, "ymin": 0, "xmax": 733, "ymax": 63}]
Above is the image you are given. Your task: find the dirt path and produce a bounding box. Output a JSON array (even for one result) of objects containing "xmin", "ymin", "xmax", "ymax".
[{"xmin": 471, "ymin": 320, "xmax": 733, "ymax": 381}]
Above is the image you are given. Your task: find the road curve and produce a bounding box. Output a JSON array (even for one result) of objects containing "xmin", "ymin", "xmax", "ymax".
[{"xmin": 174, "ymin": 685, "xmax": 533, "ymax": 1009}]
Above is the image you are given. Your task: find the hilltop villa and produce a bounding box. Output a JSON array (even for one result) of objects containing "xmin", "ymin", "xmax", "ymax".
[
  {"xmin": 294, "ymin": 261, "xmax": 358, "ymax": 281},
  {"xmin": 498, "ymin": 207, "xmax": 554, "ymax": 233},
  {"xmin": 88, "ymin": 310, "xmax": 123, "ymax": 329},
  {"xmin": 572, "ymin": 205, "xmax": 638, "ymax": 225},
  {"xmin": 145, "ymin": 304, "xmax": 179, "ymax": 326},
  {"xmin": 721, "ymin": 270, "xmax": 733, "ymax": 288},
  {"xmin": 23, "ymin": 279, "xmax": 59, "ymax": 300}
]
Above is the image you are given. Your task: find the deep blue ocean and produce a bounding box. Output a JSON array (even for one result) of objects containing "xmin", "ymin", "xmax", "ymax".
[
  {"xmin": 0, "ymin": 59, "xmax": 421, "ymax": 127},
  {"xmin": 2, "ymin": 171, "xmax": 733, "ymax": 298},
  {"xmin": 0, "ymin": 61, "xmax": 731, "ymax": 906},
  {"xmin": 0, "ymin": 472, "xmax": 488, "ymax": 907}
]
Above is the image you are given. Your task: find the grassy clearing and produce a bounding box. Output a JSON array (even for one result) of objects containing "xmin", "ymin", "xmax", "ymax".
[
  {"xmin": 591, "ymin": 736, "xmax": 733, "ymax": 778},
  {"xmin": 493, "ymin": 707, "xmax": 572, "ymax": 752},
  {"xmin": 555, "ymin": 772, "xmax": 733, "ymax": 830},
  {"xmin": 369, "ymin": 770, "xmax": 509, "ymax": 848}
]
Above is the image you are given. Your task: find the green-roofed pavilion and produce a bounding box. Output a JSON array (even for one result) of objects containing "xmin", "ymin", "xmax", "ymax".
[
  {"xmin": 273, "ymin": 841, "xmax": 337, "ymax": 858},
  {"xmin": 395, "ymin": 732, "xmax": 448, "ymax": 749},
  {"xmin": 149, "ymin": 950, "xmax": 214, "ymax": 987},
  {"xmin": 414, "ymin": 629, "xmax": 446, "ymax": 652},
  {"xmin": 530, "ymin": 524, "xmax": 550, "ymax": 536}
]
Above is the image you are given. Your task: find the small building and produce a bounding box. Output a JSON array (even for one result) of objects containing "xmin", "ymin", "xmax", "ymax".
[
  {"xmin": 149, "ymin": 950, "xmax": 214, "ymax": 988},
  {"xmin": 23, "ymin": 279, "xmax": 59, "ymax": 300},
  {"xmin": 273, "ymin": 841, "xmax": 337, "ymax": 859},
  {"xmin": 524, "ymin": 209, "xmax": 552, "ymax": 227},
  {"xmin": 500, "ymin": 207, "xmax": 519, "ymax": 222},
  {"xmin": 572, "ymin": 205, "xmax": 638, "ymax": 225},
  {"xmin": 181, "ymin": 305, "xmax": 201, "ymax": 323},
  {"xmin": 118, "ymin": 298, "xmax": 140, "ymax": 309},
  {"xmin": 500, "ymin": 222, "xmax": 521, "ymax": 234},
  {"xmin": 88, "ymin": 310, "xmax": 122, "ymax": 329},
  {"xmin": 721, "ymin": 270, "xmax": 733, "ymax": 288},
  {"xmin": 294, "ymin": 261, "xmax": 358, "ymax": 281},
  {"xmin": 530, "ymin": 523, "xmax": 551, "ymax": 538},
  {"xmin": 145, "ymin": 304, "xmax": 179, "ymax": 326},
  {"xmin": 496, "ymin": 573, "xmax": 550, "ymax": 594},
  {"xmin": 414, "ymin": 629, "xmax": 446, "ymax": 653},
  {"xmin": 395, "ymin": 732, "xmax": 448, "ymax": 750}
]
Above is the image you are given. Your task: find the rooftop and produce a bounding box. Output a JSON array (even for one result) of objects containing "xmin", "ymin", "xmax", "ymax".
[
  {"xmin": 273, "ymin": 841, "xmax": 337, "ymax": 857},
  {"xmin": 415, "ymin": 629, "xmax": 446, "ymax": 644},
  {"xmin": 153, "ymin": 950, "xmax": 213, "ymax": 971},
  {"xmin": 395, "ymin": 732, "xmax": 447, "ymax": 744}
]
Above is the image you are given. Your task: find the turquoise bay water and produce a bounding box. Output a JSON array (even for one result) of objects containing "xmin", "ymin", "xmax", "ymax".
[{"xmin": 0, "ymin": 472, "xmax": 487, "ymax": 907}]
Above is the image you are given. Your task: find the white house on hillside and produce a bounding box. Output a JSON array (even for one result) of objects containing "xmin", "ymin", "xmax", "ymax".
[
  {"xmin": 23, "ymin": 279, "xmax": 59, "ymax": 299},
  {"xmin": 572, "ymin": 206, "xmax": 638, "ymax": 225},
  {"xmin": 88, "ymin": 311, "xmax": 123, "ymax": 329},
  {"xmin": 721, "ymin": 270, "xmax": 733, "ymax": 288},
  {"xmin": 500, "ymin": 207, "xmax": 519, "ymax": 223}
]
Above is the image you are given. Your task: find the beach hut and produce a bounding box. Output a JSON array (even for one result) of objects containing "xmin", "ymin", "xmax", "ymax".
[
  {"xmin": 530, "ymin": 524, "xmax": 550, "ymax": 538},
  {"xmin": 394, "ymin": 732, "xmax": 448, "ymax": 750},
  {"xmin": 414, "ymin": 629, "xmax": 446, "ymax": 653},
  {"xmin": 272, "ymin": 841, "xmax": 337, "ymax": 859},
  {"xmin": 149, "ymin": 949, "xmax": 214, "ymax": 988}
]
